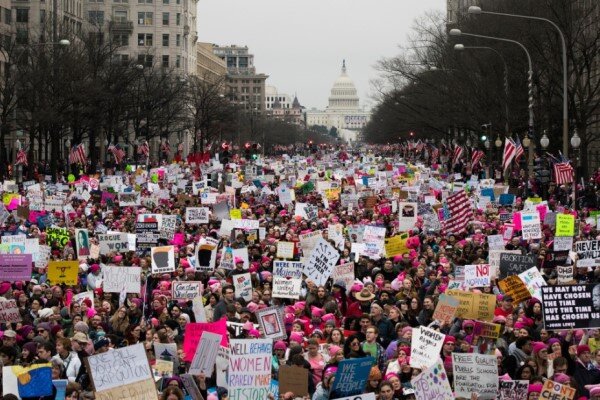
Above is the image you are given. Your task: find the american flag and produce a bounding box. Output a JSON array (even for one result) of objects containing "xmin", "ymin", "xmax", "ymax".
[
  {"xmin": 553, "ymin": 162, "xmax": 574, "ymax": 184},
  {"xmin": 441, "ymin": 189, "xmax": 472, "ymax": 234},
  {"xmin": 161, "ymin": 141, "xmax": 171, "ymax": 155},
  {"xmin": 137, "ymin": 141, "xmax": 150, "ymax": 157},
  {"xmin": 15, "ymin": 149, "xmax": 28, "ymax": 166},
  {"xmin": 502, "ymin": 138, "xmax": 516, "ymax": 172},
  {"xmin": 452, "ymin": 145, "xmax": 464, "ymax": 166},
  {"xmin": 514, "ymin": 136, "xmax": 525, "ymax": 163},
  {"xmin": 471, "ymin": 149, "xmax": 485, "ymax": 166},
  {"xmin": 69, "ymin": 144, "xmax": 87, "ymax": 165},
  {"xmin": 430, "ymin": 145, "xmax": 439, "ymax": 163},
  {"xmin": 107, "ymin": 143, "xmax": 126, "ymax": 164},
  {"xmin": 415, "ymin": 140, "xmax": 424, "ymax": 153}
]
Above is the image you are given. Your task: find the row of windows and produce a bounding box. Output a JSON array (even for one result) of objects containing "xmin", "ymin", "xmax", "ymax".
[
  {"xmin": 136, "ymin": 53, "xmax": 181, "ymax": 68},
  {"xmin": 228, "ymin": 78, "xmax": 261, "ymax": 84},
  {"xmin": 137, "ymin": 33, "xmax": 181, "ymax": 47},
  {"xmin": 1, "ymin": 7, "xmax": 10, "ymax": 25},
  {"xmin": 85, "ymin": 11, "xmax": 182, "ymax": 26}
]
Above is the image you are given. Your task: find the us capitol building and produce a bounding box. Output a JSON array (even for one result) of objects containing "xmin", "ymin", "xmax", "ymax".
[{"xmin": 304, "ymin": 60, "xmax": 371, "ymax": 141}]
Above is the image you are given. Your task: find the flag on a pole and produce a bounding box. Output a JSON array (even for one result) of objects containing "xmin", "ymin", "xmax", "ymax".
[
  {"xmin": 430, "ymin": 145, "xmax": 439, "ymax": 163},
  {"xmin": 471, "ymin": 149, "xmax": 484, "ymax": 166},
  {"xmin": 441, "ymin": 189, "xmax": 472, "ymax": 234},
  {"xmin": 502, "ymin": 138, "xmax": 516, "ymax": 172},
  {"xmin": 514, "ymin": 136, "xmax": 525, "ymax": 163},
  {"xmin": 553, "ymin": 162, "xmax": 574, "ymax": 185},
  {"xmin": 452, "ymin": 145, "xmax": 464, "ymax": 166},
  {"xmin": 107, "ymin": 143, "xmax": 126, "ymax": 164},
  {"xmin": 69, "ymin": 144, "xmax": 87, "ymax": 165},
  {"xmin": 137, "ymin": 141, "xmax": 150, "ymax": 157},
  {"xmin": 161, "ymin": 141, "xmax": 171, "ymax": 155},
  {"xmin": 15, "ymin": 149, "xmax": 28, "ymax": 167}
]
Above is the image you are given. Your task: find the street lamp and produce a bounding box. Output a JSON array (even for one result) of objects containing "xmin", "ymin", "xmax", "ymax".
[
  {"xmin": 468, "ymin": 5, "xmax": 569, "ymax": 157},
  {"xmin": 539, "ymin": 132, "xmax": 550, "ymax": 200},
  {"xmin": 571, "ymin": 129, "xmax": 581, "ymax": 211},
  {"xmin": 540, "ymin": 132, "xmax": 550, "ymax": 150},
  {"xmin": 454, "ymin": 44, "xmax": 510, "ymax": 133},
  {"xmin": 495, "ymin": 136, "xmax": 502, "ymax": 148}
]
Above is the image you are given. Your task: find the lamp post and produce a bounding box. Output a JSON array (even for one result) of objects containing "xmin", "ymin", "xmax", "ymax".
[
  {"xmin": 540, "ymin": 131, "xmax": 550, "ymax": 199},
  {"xmin": 571, "ymin": 130, "xmax": 581, "ymax": 211},
  {"xmin": 14, "ymin": 138, "xmax": 21, "ymax": 184},
  {"xmin": 495, "ymin": 135, "xmax": 502, "ymax": 181},
  {"xmin": 454, "ymin": 44, "xmax": 510, "ymax": 133},
  {"xmin": 484, "ymin": 137, "xmax": 491, "ymax": 179},
  {"xmin": 65, "ymin": 138, "xmax": 70, "ymax": 176},
  {"xmin": 468, "ymin": 6, "xmax": 569, "ymax": 157}
]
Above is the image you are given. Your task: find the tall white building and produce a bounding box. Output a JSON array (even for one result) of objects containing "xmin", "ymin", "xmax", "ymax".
[
  {"xmin": 305, "ymin": 60, "xmax": 370, "ymax": 131},
  {"xmin": 265, "ymin": 85, "xmax": 293, "ymax": 111}
]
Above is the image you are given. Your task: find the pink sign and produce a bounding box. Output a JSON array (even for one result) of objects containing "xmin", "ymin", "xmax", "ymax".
[
  {"xmin": 0, "ymin": 254, "xmax": 32, "ymax": 282},
  {"xmin": 182, "ymin": 318, "xmax": 229, "ymax": 362}
]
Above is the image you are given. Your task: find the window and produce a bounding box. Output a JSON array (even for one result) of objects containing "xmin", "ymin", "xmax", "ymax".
[
  {"xmin": 89, "ymin": 31, "xmax": 103, "ymax": 44},
  {"xmin": 176, "ymin": 13, "xmax": 180, "ymax": 25},
  {"xmin": 113, "ymin": 10, "xmax": 127, "ymax": 22},
  {"xmin": 162, "ymin": 12, "xmax": 168, "ymax": 25},
  {"xmin": 226, "ymin": 57, "xmax": 235, "ymax": 68},
  {"xmin": 137, "ymin": 54, "xmax": 153, "ymax": 67},
  {"xmin": 176, "ymin": 34, "xmax": 180, "ymax": 46},
  {"xmin": 162, "ymin": 33, "xmax": 169, "ymax": 46},
  {"xmin": 137, "ymin": 33, "xmax": 152, "ymax": 46},
  {"xmin": 176, "ymin": 55, "xmax": 181, "ymax": 68},
  {"xmin": 117, "ymin": 54, "xmax": 129, "ymax": 65},
  {"xmin": 16, "ymin": 8, "xmax": 28, "ymax": 23},
  {"xmin": 39, "ymin": 9, "xmax": 45, "ymax": 23},
  {"xmin": 16, "ymin": 28, "xmax": 28, "ymax": 44},
  {"xmin": 137, "ymin": 11, "xmax": 152, "ymax": 25},
  {"xmin": 112, "ymin": 33, "xmax": 128, "ymax": 46},
  {"xmin": 88, "ymin": 10, "xmax": 104, "ymax": 24},
  {"xmin": 162, "ymin": 0, "xmax": 169, "ymax": 3},
  {"xmin": 113, "ymin": 0, "xmax": 129, "ymax": 3},
  {"xmin": 162, "ymin": 55, "xmax": 169, "ymax": 68},
  {"xmin": 238, "ymin": 57, "xmax": 248, "ymax": 68},
  {"xmin": 4, "ymin": 8, "xmax": 11, "ymax": 24},
  {"xmin": 138, "ymin": 0, "xmax": 152, "ymax": 3},
  {"xmin": 241, "ymin": 87, "xmax": 249, "ymax": 93}
]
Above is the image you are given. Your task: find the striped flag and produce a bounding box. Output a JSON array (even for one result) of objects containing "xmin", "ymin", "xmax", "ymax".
[
  {"xmin": 430, "ymin": 145, "xmax": 439, "ymax": 163},
  {"xmin": 441, "ymin": 189, "xmax": 472, "ymax": 234},
  {"xmin": 137, "ymin": 141, "xmax": 149, "ymax": 157},
  {"xmin": 15, "ymin": 149, "xmax": 28, "ymax": 166},
  {"xmin": 471, "ymin": 149, "xmax": 485, "ymax": 166},
  {"xmin": 514, "ymin": 136, "xmax": 525, "ymax": 162},
  {"xmin": 160, "ymin": 141, "xmax": 171, "ymax": 155},
  {"xmin": 69, "ymin": 144, "xmax": 87, "ymax": 165},
  {"xmin": 452, "ymin": 145, "xmax": 464, "ymax": 166},
  {"xmin": 502, "ymin": 138, "xmax": 516, "ymax": 172},
  {"xmin": 553, "ymin": 162, "xmax": 574, "ymax": 184},
  {"xmin": 107, "ymin": 143, "xmax": 126, "ymax": 164}
]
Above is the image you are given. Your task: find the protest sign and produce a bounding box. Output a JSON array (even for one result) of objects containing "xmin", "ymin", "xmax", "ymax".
[
  {"xmin": 272, "ymin": 261, "xmax": 303, "ymax": 299},
  {"xmin": 575, "ymin": 240, "xmax": 600, "ymax": 267},
  {"xmin": 540, "ymin": 379, "xmax": 576, "ymax": 400},
  {"xmin": 411, "ymin": 358, "xmax": 454, "ymax": 400},
  {"xmin": 279, "ymin": 365, "xmax": 309, "ymax": 397},
  {"xmin": 452, "ymin": 353, "xmax": 498, "ymax": 399},
  {"xmin": 233, "ymin": 273, "xmax": 252, "ymax": 302},
  {"xmin": 189, "ymin": 331, "xmax": 222, "ymax": 376},
  {"xmin": 487, "ymin": 234, "xmax": 505, "ymax": 250},
  {"xmin": 0, "ymin": 254, "xmax": 32, "ymax": 282},
  {"xmin": 398, "ymin": 202, "xmax": 417, "ymax": 231},
  {"xmin": 519, "ymin": 267, "xmax": 546, "ymax": 300},
  {"xmin": 98, "ymin": 233, "xmax": 129, "ymax": 254},
  {"xmin": 298, "ymin": 230, "xmax": 322, "ymax": 258},
  {"xmin": 499, "ymin": 253, "xmax": 536, "ymax": 279},
  {"xmin": 555, "ymin": 213, "xmax": 575, "ymax": 237},
  {"xmin": 541, "ymin": 284, "xmax": 600, "ymax": 329},
  {"xmin": 172, "ymin": 281, "xmax": 203, "ymax": 300},
  {"xmin": 432, "ymin": 294, "xmax": 459, "ymax": 325},
  {"xmin": 473, "ymin": 321, "xmax": 501, "ymax": 339},
  {"xmin": 276, "ymin": 241, "xmax": 295, "ymax": 259},
  {"xmin": 554, "ymin": 236, "xmax": 574, "ymax": 252},
  {"xmin": 463, "ymin": 264, "xmax": 491, "ymax": 288},
  {"xmin": 136, "ymin": 222, "xmax": 160, "ymax": 249},
  {"xmin": 328, "ymin": 223, "xmax": 345, "ymax": 250},
  {"xmin": 498, "ymin": 275, "xmax": 532, "ymax": 304},
  {"xmin": 47, "ymin": 261, "xmax": 79, "ymax": 285},
  {"xmin": 446, "ymin": 289, "xmax": 496, "ymax": 321},
  {"xmin": 185, "ymin": 207, "xmax": 209, "ymax": 224},
  {"xmin": 331, "ymin": 262, "xmax": 355, "ymax": 292},
  {"xmin": 118, "ymin": 192, "xmax": 140, "ymax": 207},
  {"xmin": 488, "ymin": 249, "xmax": 521, "ymax": 278},
  {"xmin": 151, "ymin": 246, "xmax": 175, "ymax": 274},
  {"xmin": 499, "ymin": 380, "xmax": 529, "ymax": 400},
  {"xmin": 256, "ymin": 306, "xmax": 286, "ymax": 340},
  {"xmin": 86, "ymin": 343, "xmax": 153, "ymax": 391},
  {"xmin": 160, "ymin": 215, "xmax": 178, "ymax": 240},
  {"xmin": 521, "ymin": 211, "xmax": 542, "ymax": 240},
  {"xmin": 46, "ymin": 227, "xmax": 70, "ymax": 248},
  {"xmin": 410, "ymin": 326, "xmax": 445, "ymax": 369},
  {"xmin": 75, "ymin": 229, "xmax": 91, "ymax": 260},
  {"xmin": 384, "ymin": 233, "xmax": 409, "ymax": 258},
  {"xmin": 182, "ymin": 319, "xmax": 229, "ymax": 362},
  {"xmin": 195, "ymin": 237, "xmax": 219, "ymax": 272},
  {"xmin": 228, "ymin": 339, "xmax": 272, "ymax": 400},
  {"xmin": 102, "ymin": 266, "xmax": 141, "ymax": 294},
  {"xmin": 330, "ymin": 357, "xmax": 374, "ymax": 398},
  {"xmin": 303, "ymin": 238, "xmax": 339, "ymax": 286},
  {"xmin": 557, "ymin": 265, "xmax": 574, "ymax": 284},
  {"xmin": 180, "ymin": 374, "xmax": 204, "ymax": 400},
  {"xmin": 0, "ymin": 298, "xmax": 20, "ymax": 323}
]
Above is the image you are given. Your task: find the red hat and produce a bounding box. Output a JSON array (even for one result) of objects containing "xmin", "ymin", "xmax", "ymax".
[
  {"xmin": 577, "ymin": 345, "xmax": 591, "ymax": 356},
  {"xmin": 443, "ymin": 335, "xmax": 456, "ymax": 344}
]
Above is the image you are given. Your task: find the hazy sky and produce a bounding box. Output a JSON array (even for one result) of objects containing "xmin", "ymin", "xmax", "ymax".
[{"xmin": 197, "ymin": 0, "xmax": 446, "ymax": 110}]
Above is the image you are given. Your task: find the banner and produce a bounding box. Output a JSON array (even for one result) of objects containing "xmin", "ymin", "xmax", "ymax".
[
  {"xmin": 330, "ymin": 357, "xmax": 374, "ymax": 399},
  {"xmin": 98, "ymin": 233, "xmax": 129, "ymax": 254},
  {"xmin": 541, "ymin": 284, "xmax": 600, "ymax": 329},
  {"xmin": 303, "ymin": 238, "xmax": 339, "ymax": 286},
  {"xmin": 411, "ymin": 358, "xmax": 454, "ymax": 400},
  {"xmin": 498, "ymin": 275, "xmax": 532, "ymax": 304},
  {"xmin": 499, "ymin": 253, "xmax": 536, "ymax": 279},
  {"xmin": 272, "ymin": 261, "xmax": 303, "ymax": 299},
  {"xmin": 102, "ymin": 266, "xmax": 141, "ymax": 294},
  {"xmin": 555, "ymin": 213, "xmax": 575, "ymax": 237},
  {"xmin": 47, "ymin": 261, "xmax": 79, "ymax": 285},
  {"xmin": 0, "ymin": 254, "xmax": 32, "ymax": 282},
  {"xmin": 255, "ymin": 306, "xmax": 286, "ymax": 340},
  {"xmin": 575, "ymin": 240, "xmax": 600, "ymax": 267},
  {"xmin": 151, "ymin": 246, "xmax": 175, "ymax": 274},
  {"xmin": 185, "ymin": 207, "xmax": 210, "ymax": 224},
  {"xmin": 432, "ymin": 293, "xmax": 459, "ymax": 324},
  {"xmin": 463, "ymin": 264, "xmax": 491, "ymax": 288},
  {"xmin": 233, "ymin": 273, "xmax": 252, "ymax": 302},
  {"xmin": 452, "ymin": 353, "xmax": 498, "ymax": 399},
  {"xmin": 228, "ymin": 339, "xmax": 272, "ymax": 400},
  {"xmin": 446, "ymin": 289, "xmax": 495, "ymax": 321},
  {"xmin": 540, "ymin": 379, "xmax": 575, "ymax": 400},
  {"xmin": 410, "ymin": 326, "xmax": 445, "ymax": 369},
  {"xmin": 498, "ymin": 380, "xmax": 528, "ymax": 400},
  {"xmin": 172, "ymin": 281, "xmax": 203, "ymax": 300}
]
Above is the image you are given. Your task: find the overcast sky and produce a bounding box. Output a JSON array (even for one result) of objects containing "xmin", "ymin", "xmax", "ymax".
[{"xmin": 197, "ymin": 0, "xmax": 445, "ymax": 110}]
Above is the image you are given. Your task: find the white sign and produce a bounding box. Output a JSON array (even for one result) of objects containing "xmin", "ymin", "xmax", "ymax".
[
  {"xmin": 185, "ymin": 207, "xmax": 210, "ymax": 224},
  {"xmin": 411, "ymin": 358, "xmax": 454, "ymax": 400},
  {"xmin": 554, "ymin": 236, "xmax": 574, "ymax": 252},
  {"xmin": 331, "ymin": 262, "xmax": 355, "ymax": 292},
  {"xmin": 464, "ymin": 264, "xmax": 491, "ymax": 288},
  {"xmin": 521, "ymin": 212, "xmax": 542, "ymax": 240},
  {"xmin": 172, "ymin": 281, "xmax": 203, "ymax": 300},
  {"xmin": 488, "ymin": 235, "xmax": 505, "ymax": 250},
  {"xmin": 410, "ymin": 326, "xmax": 445, "ymax": 370},
  {"xmin": 98, "ymin": 233, "xmax": 130, "ymax": 254},
  {"xmin": 87, "ymin": 343, "xmax": 152, "ymax": 392},
  {"xmin": 557, "ymin": 265, "xmax": 574, "ymax": 284},
  {"xmin": 303, "ymin": 238, "xmax": 340, "ymax": 286},
  {"xmin": 102, "ymin": 266, "xmax": 141, "ymax": 294},
  {"xmin": 276, "ymin": 241, "xmax": 295, "ymax": 259},
  {"xmin": 452, "ymin": 353, "xmax": 498, "ymax": 399},
  {"xmin": 151, "ymin": 246, "xmax": 175, "ymax": 274},
  {"xmin": 228, "ymin": 339, "xmax": 272, "ymax": 399},
  {"xmin": 189, "ymin": 331, "xmax": 222, "ymax": 376},
  {"xmin": 272, "ymin": 261, "xmax": 303, "ymax": 299},
  {"xmin": 398, "ymin": 202, "xmax": 418, "ymax": 231},
  {"xmin": 233, "ymin": 273, "xmax": 252, "ymax": 302},
  {"xmin": 518, "ymin": 267, "xmax": 546, "ymax": 300}
]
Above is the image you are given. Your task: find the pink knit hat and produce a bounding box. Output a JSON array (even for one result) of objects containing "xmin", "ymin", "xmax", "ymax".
[{"xmin": 328, "ymin": 345, "xmax": 341, "ymax": 358}]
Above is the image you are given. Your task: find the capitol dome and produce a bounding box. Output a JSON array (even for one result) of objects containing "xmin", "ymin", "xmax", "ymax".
[{"xmin": 328, "ymin": 60, "xmax": 360, "ymax": 110}]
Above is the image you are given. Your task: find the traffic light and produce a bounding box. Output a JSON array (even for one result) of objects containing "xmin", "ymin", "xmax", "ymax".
[
  {"xmin": 221, "ymin": 142, "xmax": 230, "ymax": 164},
  {"xmin": 244, "ymin": 142, "xmax": 251, "ymax": 160}
]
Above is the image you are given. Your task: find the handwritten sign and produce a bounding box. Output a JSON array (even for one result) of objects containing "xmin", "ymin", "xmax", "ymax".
[
  {"xmin": 555, "ymin": 213, "xmax": 575, "ymax": 237},
  {"xmin": 575, "ymin": 240, "xmax": 600, "ymax": 267},
  {"xmin": 303, "ymin": 238, "xmax": 339, "ymax": 286},
  {"xmin": 185, "ymin": 207, "xmax": 209, "ymax": 224},
  {"xmin": 330, "ymin": 357, "xmax": 374, "ymax": 399},
  {"xmin": 0, "ymin": 254, "xmax": 32, "ymax": 282},
  {"xmin": 331, "ymin": 262, "xmax": 355, "ymax": 292},
  {"xmin": 272, "ymin": 261, "xmax": 303, "ymax": 299},
  {"xmin": 410, "ymin": 326, "xmax": 445, "ymax": 369},
  {"xmin": 102, "ymin": 266, "xmax": 141, "ymax": 294},
  {"xmin": 276, "ymin": 241, "xmax": 295, "ymax": 259},
  {"xmin": 446, "ymin": 289, "xmax": 495, "ymax": 321},
  {"xmin": 432, "ymin": 294, "xmax": 459, "ymax": 325},
  {"xmin": 182, "ymin": 319, "xmax": 228, "ymax": 362},
  {"xmin": 464, "ymin": 264, "xmax": 491, "ymax": 288},
  {"xmin": 98, "ymin": 233, "xmax": 129, "ymax": 254},
  {"xmin": 411, "ymin": 358, "xmax": 454, "ymax": 400},
  {"xmin": 557, "ymin": 265, "xmax": 574, "ymax": 284},
  {"xmin": 233, "ymin": 273, "xmax": 252, "ymax": 302},
  {"xmin": 554, "ymin": 236, "xmax": 573, "ymax": 252},
  {"xmin": 521, "ymin": 211, "xmax": 541, "ymax": 240},
  {"xmin": 228, "ymin": 339, "xmax": 272, "ymax": 400},
  {"xmin": 452, "ymin": 353, "xmax": 498, "ymax": 399},
  {"xmin": 172, "ymin": 281, "xmax": 203, "ymax": 300},
  {"xmin": 498, "ymin": 275, "xmax": 532, "ymax": 304},
  {"xmin": 189, "ymin": 331, "xmax": 222, "ymax": 376},
  {"xmin": 499, "ymin": 380, "xmax": 528, "ymax": 400},
  {"xmin": 0, "ymin": 298, "xmax": 21, "ymax": 323},
  {"xmin": 47, "ymin": 261, "xmax": 79, "ymax": 286},
  {"xmin": 87, "ymin": 343, "xmax": 152, "ymax": 392},
  {"xmin": 46, "ymin": 227, "xmax": 69, "ymax": 248},
  {"xmin": 518, "ymin": 267, "xmax": 546, "ymax": 300},
  {"xmin": 499, "ymin": 253, "xmax": 536, "ymax": 279}
]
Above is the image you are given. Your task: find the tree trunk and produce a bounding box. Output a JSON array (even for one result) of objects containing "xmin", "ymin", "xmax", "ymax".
[
  {"xmin": 50, "ymin": 125, "xmax": 60, "ymax": 182},
  {"xmin": 0, "ymin": 125, "xmax": 7, "ymax": 180}
]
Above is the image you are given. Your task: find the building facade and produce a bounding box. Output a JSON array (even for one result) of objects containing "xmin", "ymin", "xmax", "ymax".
[
  {"xmin": 212, "ymin": 45, "xmax": 268, "ymax": 112},
  {"xmin": 195, "ymin": 42, "xmax": 226, "ymax": 83},
  {"xmin": 305, "ymin": 60, "xmax": 370, "ymax": 132}
]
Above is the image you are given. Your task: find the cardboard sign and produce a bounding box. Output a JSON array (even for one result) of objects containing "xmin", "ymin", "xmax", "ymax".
[
  {"xmin": 102, "ymin": 266, "xmax": 141, "ymax": 294},
  {"xmin": 463, "ymin": 264, "xmax": 491, "ymax": 288},
  {"xmin": 303, "ymin": 238, "xmax": 339, "ymax": 286},
  {"xmin": 411, "ymin": 358, "xmax": 454, "ymax": 400},
  {"xmin": 575, "ymin": 240, "xmax": 600, "ymax": 267},
  {"xmin": 276, "ymin": 241, "xmax": 295, "ymax": 259},
  {"xmin": 151, "ymin": 246, "xmax": 175, "ymax": 274},
  {"xmin": 452, "ymin": 353, "xmax": 498, "ymax": 399},
  {"xmin": 540, "ymin": 379, "xmax": 575, "ymax": 400},
  {"xmin": 432, "ymin": 294, "xmax": 460, "ymax": 325},
  {"xmin": 446, "ymin": 289, "xmax": 496, "ymax": 321},
  {"xmin": 498, "ymin": 275, "xmax": 532, "ymax": 304},
  {"xmin": 410, "ymin": 326, "xmax": 445, "ymax": 369},
  {"xmin": 0, "ymin": 254, "xmax": 32, "ymax": 282},
  {"xmin": 555, "ymin": 213, "xmax": 575, "ymax": 237},
  {"xmin": 279, "ymin": 366, "xmax": 309, "ymax": 397},
  {"xmin": 189, "ymin": 331, "xmax": 221, "ymax": 376},
  {"xmin": 228, "ymin": 339, "xmax": 272, "ymax": 400},
  {"xmin": 47, "ymin": 261, "xmax": 79, "ymax": 286},
  {"xmin": 331, "ymin": 262, "xmax": 355, "ymax": 292},
  {"xmin": 87, "ymin": 343, "xmax": 153, "ymax": 392},
  {"xmin": 185, "ymin": 207, "xmax": 210, "ymax": 224},
  {"xmin": 499, "ymin": 380, "xmax": 529, "ymax": 400},
  {"xmin": 255, "ymin": 306, "xmax": 286, "ymax": 340},
  {"xmin": 557, "ymin": 265, "xmax": 574, "ymax": 284},
  {"xmin": 330, "ymin": 357, "xmax": 374, "ymax": 399},
  {"xmin": 541, "ymin": 284, "xmax": 600, "ymax": 329},
  {"xmin": 233, "ymin": 273, "xmax": 252, "ymax": 302},
  {"xmin": 172, "ymin": 281, "xmax": 203, "ymax": 300},
  {"xmin": 98, "ymin": 233, "xmax": 129, "ymax": 254},
  {"xmin": 499, "ymin": 253, "xmax": 536, "ymax": 279}
]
